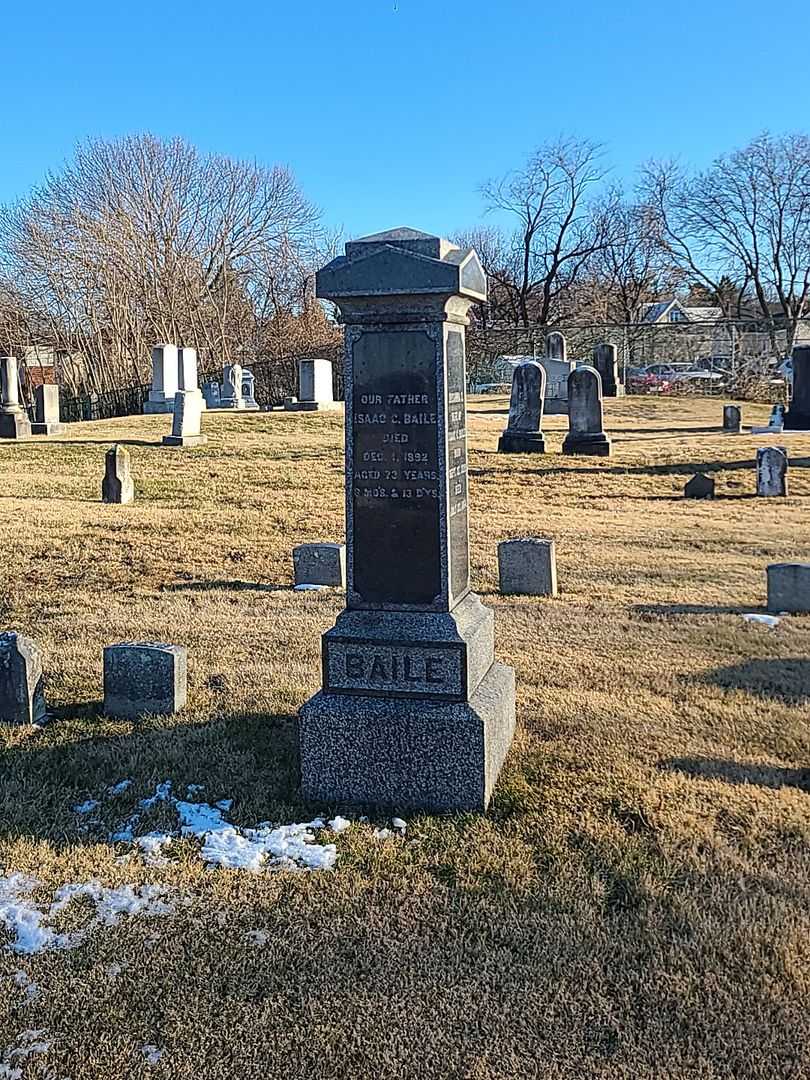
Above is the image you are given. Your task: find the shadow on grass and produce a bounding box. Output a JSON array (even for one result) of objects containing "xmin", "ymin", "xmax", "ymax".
[
  {"xmin": 57, "ymin": 438, "xmax": 162, "ymax": 447},
  {"xmin": 472, "ymin": 456, "xmax": 810, "ymax": 479},
  {"xmin": 661, "ymin": 756, "xmax": 810, "ymax": 791},
  {"xmin": 705, "ymin": 658, "xmax": 810, "ymax": 702},
  {"xmin": 633, "ymin": 603, "xmax": 757, "ymax": 618},
  {"xmin": 161, "ymin": 579, "xmax": 290, "ymax": 594},
  {"xmin": 0, "ymin": 710, "xmax": 311, "ymax": 845}
]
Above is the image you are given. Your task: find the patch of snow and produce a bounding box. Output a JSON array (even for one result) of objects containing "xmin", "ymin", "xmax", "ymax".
[
  {"xmin": 175, "ymin": 801, "xmax": 231, "ymax": 838},
  {"xmin": 0, "ymin": 1066, "xmax": 21, "ymax": 1080},
  {"xmin": 391, "ymin": 817, "xmax": 407, "ymax": 832},
  {"xmin": 186, "ymin": 784, "xmax": 204, "ymax": 798},
  {"xmin": 0, "ymin": 873, "xmax": 175, "ymax": 955},
  {"xmin": 246, "ymin": 929, "xmax": 269, "ymax": 946},
  {"xmin": 293, "ymin": 583, "xmax": 328, "ymax": 591},
  {"xmin": 135, "ymin": 833, "xmax": 173, "ymax": 865},
  {"xmin": 742, "ymin": 613, "xmax": 781, "ymax": 629},
  {"xmin": 201, "ymin": 823, "xmax": 336, "ymax": 873},
  {"xmin": 329, "ymin": 816, "xmax": 351, "ymax": 833},
  {"xmin": 11, "ymin": 970, "xmax": 39, "ymax": 1003},
  {"xmin": 373, "ymin": 828, "xmax": 392, "ymax": 840},
  {"xmin": 139, "ymin": 782, "xmax": 173, "ymax": 810},
  {"xmin": 107, "ymin": 779, "xmax": 133, "ymax": 797},
  {"xmin": 214, "ymin": 799, "xmax": 233, "ymax": 812},
  {"xmin": 105, "ymin": 963, "xmax": 122, "ymax": 978},
  {"xmin": 72, "ymin": 800, "xmax": 99, "ymax": 815},
  {"xmin": 141, "ymin": 1045, "xmax": 164, "ymax": 1065}
]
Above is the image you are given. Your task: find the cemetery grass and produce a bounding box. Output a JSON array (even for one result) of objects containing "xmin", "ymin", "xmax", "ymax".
[{"xmin": 1, "ymin": 396, "xmax": 809, "ymax": 1080}]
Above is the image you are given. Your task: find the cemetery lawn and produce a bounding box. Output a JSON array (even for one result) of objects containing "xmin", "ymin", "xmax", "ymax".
[{"xmin": 1, "ymin": 394, "xmax": 809, "ymax": 1080}]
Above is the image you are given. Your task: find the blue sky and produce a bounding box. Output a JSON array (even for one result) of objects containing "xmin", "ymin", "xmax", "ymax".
[{"xmin": 2, "ymin": 0, "xmax": 808, "ymax": 241}]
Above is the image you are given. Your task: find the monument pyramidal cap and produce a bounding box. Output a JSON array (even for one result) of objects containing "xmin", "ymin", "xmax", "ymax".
[{"xmin": 298, "ymin": 227, "xmax": 515, "ymax": 813}]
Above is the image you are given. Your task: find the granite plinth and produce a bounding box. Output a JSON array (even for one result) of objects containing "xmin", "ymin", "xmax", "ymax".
[
  {"xmin": 31, "ymin": 422, "xmax": 66, "ymax": 436},
  {"xmin": 497, "ymin": 431, "xmax": 546, "ymax": 453},
  {"xmin": 299, "ymin": 661, "xmax": 515, "ymax": 812},
  {"xmin": 321, "ymin": 593, "xmax": 495, "ymax": 703},
  {"xmin": 0, "ymin": 413, "xmax": 32, "ymax": 439},
  {"xmin": 283, "ymin": 400, "xmax": 341, "ymax": 412},
  {"xmin": 562, "ymin": 433, "xmax": 611, "ymax": 456},
  {"xmin": 162, "ymin": 434, "xmax": 207, "ymax": 447}
]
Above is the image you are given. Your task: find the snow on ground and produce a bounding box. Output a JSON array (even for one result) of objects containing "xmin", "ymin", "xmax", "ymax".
[
  {"xmin": 141, "ymin": 1045, "xmax": 165, "ymax": 1065},
  {"xmin": 0, "ymin": 1029, "xmax": 53, "ymax": 1078},
  {"xmin": 0, "ymin": 873, "xmax": 175, "ymax": 955},
  {"xmin": 742, "ymin": 613, "xmax": 781, "ymax": 629},
  {"xmin": 11, "ymin": 970, "xmax": 39, "ymax": 1003}
]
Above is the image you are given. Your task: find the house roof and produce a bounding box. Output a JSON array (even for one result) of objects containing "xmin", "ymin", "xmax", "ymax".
[{"xmin": 639, "ymin": 299, "xmax": 723, "ymax": 323}]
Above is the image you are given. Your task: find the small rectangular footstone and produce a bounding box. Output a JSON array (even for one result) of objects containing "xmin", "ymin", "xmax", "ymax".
[
  {"xmin": 293, "ymin": 543, "xmax": 346, "ymax": 587},
  {"xmin": 0, "ymin": 632, "xmax": 46, "ymax": 726},
  {"xmin": 498, "ymin": 538, "xmax": 557, "ymax": 596},
  {"xmin": 103, "ymin": 642, "xmax": 187, "ymax": 719},
  {"xmin": 767, "ymin": 563, "xmax": 810, "ymax": 613}
]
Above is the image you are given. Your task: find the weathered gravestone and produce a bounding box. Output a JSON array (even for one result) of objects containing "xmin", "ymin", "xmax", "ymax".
[
  {"xmin": 546, "ymin": 331, "xmax": 566, "ymax": 362},
  {"xmin": 103, "ymin": 642, "xmax": 187, "ymax": 719},
  {"xmin": 756, "ymin": 446, "xmax": 788, "ymax": 496},
  {"xmin": 562, "ymin": 366, "xmax": 611, "ymax": 456},
  {"xmin": 102, "ymin": 445, "xmax": 134, "ymax": 504},
  {"xmin": 32, "ymin": 384, "xmax": 66, "ymax": 436},
  {"xmin": 498, "ymin": 360, "xmax": 546, "ymax": 453},
  {"xmin": 241, "ymin": 369, "xmax": 260, "ymax": 410},
  {"xmin": 81, "ymin": 392, "xmax": 100, "ymax": 421},
  {"xmin": 784, "ymin": 346, "xmax": 810, "ymax": 430},
  {"xmin": 284, "ymin": 358, "xmax": 339, "ymax": 411},
  {"xmin": 541, "ymin": 332, "xmax": 572, "ymax": 415},
  {"xmin": 0, "ymin": 632, "xmax": 46, "ymax": 725},
  {"xmin": 723, "ymin": 404, "xmax": 742, "ymax": 433},
  {"xmin": 767, "ymin": 563, "xmax": 810, "ymax": 613},
  {"xmin": 202, "ymin": 381, "xmax": 221, "ymax": 409},
  {"xmin": 299, "ymin": 227, "xmax": 516, "ymax": 811},
  {"xmin": 498, "ymin": 538, "xmax": 557, "ymax": 596},
  {"xmin": 293, "ymin": 542, "xmax": 346, "ymax": 588},
  {"xmin": 752, "ymin": 403, "xmax": 785, "ymax": 434},
  {"xmin": 0, "ymin": 357, "xmax": 32, "ymax": 440},
  {"xmin": 162, "ymin": 390, "xmax": 207, "ymax": 447},
  {"xmin": 684, "ymin": 473, "xmax": 715, "ymax": 499},
  {"xmin": 593, "ymin": 343, "xmax": 624, "ymax": 397},
  {"xmin": 219, "ymin": 363, "xmax": 245, "ymax": 409},
  {"xmin": 144, "ymin": 344, "xmax": 179, "ymax": 414}
]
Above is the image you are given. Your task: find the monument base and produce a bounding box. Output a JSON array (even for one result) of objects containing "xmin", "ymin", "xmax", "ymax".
[
  {"xmin": 143, "ymin": 400, "xmax": 175, "ymax": 415},
  {"xmin": 498, "ymin": 430, "xmax": 546, "ymax": 454},
  {"xmin": 603, "ymin": 386, "xmax": 625, "ymax": 398},
  {"xmin": 0, "ymin": 413, "xmax": 32, "ymax": 439},
  {"xmin": 284, "ymin": 400, "xmax": 342, "ymax": 412},
  {"xmin": 299, "ymin": 661, "xmax": 516, "ymax": 812},
  {"xmin": 562, "ymin": 433, "xmax": 612, "ymax": 456},
  {"xmin": 723, "ymin": 424, "xmax": 743, "ymax": 435},
  {"xmin": 162, "ymin": 434, "xmax": 208, "ymax": 447},
  {"xmin": 31, "ymin": 422, "xmax": 66, "ymax": 436}
]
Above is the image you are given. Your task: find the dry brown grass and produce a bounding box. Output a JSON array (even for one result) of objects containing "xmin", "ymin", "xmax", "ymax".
[{"xmin": 0, "ymin": 395, "xmax": 809, "ymax": 1080}]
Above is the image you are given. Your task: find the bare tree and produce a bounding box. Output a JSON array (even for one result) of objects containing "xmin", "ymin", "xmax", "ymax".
[
  {"xmin": 479, "ymin": 136, "xmax": 617, "ymax": 327},
  {"xmin": 0, "ymin": 134, "xmax": 334, "ymax": 394},
  {"xmin": 643, "ymin": 133, "xmax": 810, "ymax": 352}
]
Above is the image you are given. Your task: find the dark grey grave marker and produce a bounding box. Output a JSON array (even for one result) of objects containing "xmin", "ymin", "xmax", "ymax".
[{"xmin": 299, "ymin": 227, "xmax": 516, "ymax": 812}]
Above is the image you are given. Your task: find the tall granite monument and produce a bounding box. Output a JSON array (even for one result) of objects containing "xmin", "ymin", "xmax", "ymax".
[
  {"xmin": 299, "ymin": 228, "xmax": 516, "ymax": 812},
  {"xmin": 144, "ymin": 344, "xmax": 179, "ymax": 414},
  {"xmin": 593, "ymin": 343, "xmax": 623, "ymax": 397}
]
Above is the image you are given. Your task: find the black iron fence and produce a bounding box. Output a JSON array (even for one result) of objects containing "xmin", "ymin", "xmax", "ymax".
[{"xmin": 55, "ymin": 344, "xmax": 345, "ymax": 423}]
